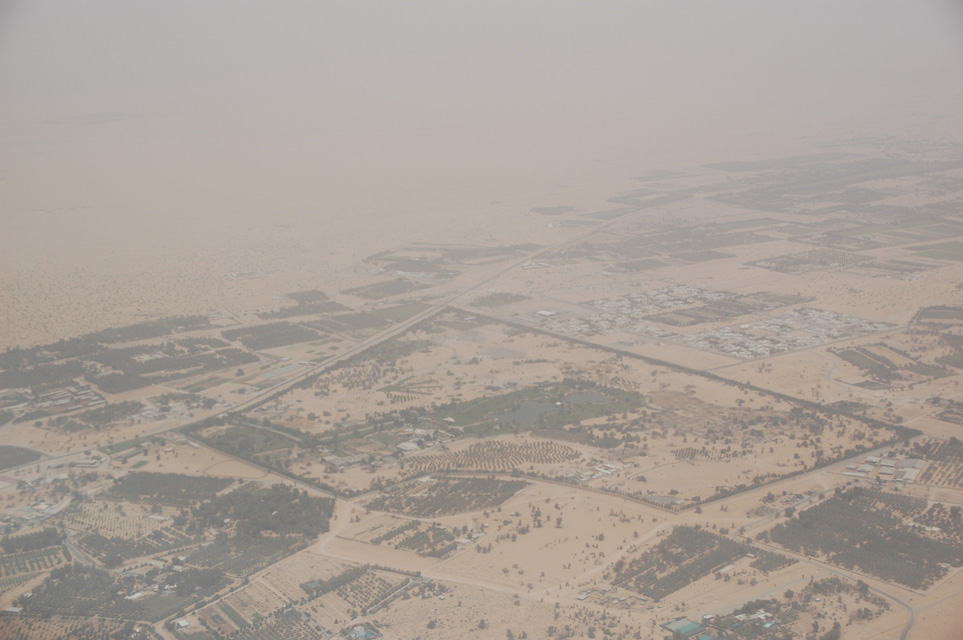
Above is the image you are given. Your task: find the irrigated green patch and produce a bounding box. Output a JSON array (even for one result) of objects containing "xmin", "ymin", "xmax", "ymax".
[
  {"xmin": 107, "ymin": 471, "xmax": 232, "ymax": 506},
  {"xmin": 369, "ymin": 302, "xmax": 431, "ymax": 322},
  {"xmin": 422, "ymin": 379, "xmax": 644, "ymax": 437},
  {"xmin": 0, "ymin": 445, "xmax": 41, "ymax": 471},
  {"xmin": 469, "ymin": 292, "xmax": 531, "ymax": 308},
  {"xmin": 205, "ymin": 425, "xmax": 298, "ymax": 457}
]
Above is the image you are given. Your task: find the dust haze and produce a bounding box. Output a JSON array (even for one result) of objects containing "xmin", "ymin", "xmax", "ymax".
[{"xmin": 1, "ymin": 2, "xmax": 963, "ymax": 640}]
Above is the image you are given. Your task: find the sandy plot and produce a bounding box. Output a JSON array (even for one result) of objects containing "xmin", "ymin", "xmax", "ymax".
[
  {"xmin": 665, "ymin": 561, "xmax": 909, "ymax": 639},
  {"xmin": 341, "ymin": 513, "xmax": 413, "ymax": 543},
  {"xmin": 435, "ymin": 485, "xmax": 661, "ymax": 593},
  {"xmin": 373, "ymin": 581, "xmax": 558, "ymax": 640},
  {"xmin": 631, "ymin": 340, "xmax": 740, "ymax": 369},
  {"xmin": 0, "ymin": 176, "xmax": 591, "ymax": 349},
  {"xmin": 908, "ymin": 570, "xmax": 963, "ymax": 640},
  {"xmin": 317, "ymin": 535, "xmax": 440, "ymax": 575},
  {"xmin": 262, "ymin": 552, "xmax": 357, "ymax": 602},
  {"xmin": 0, "ymin": 423, "xmax": 60, "ymax": 457},
  {"xmin": 222, "ymin": 579, "xmax": 288, "ymax": 621}
]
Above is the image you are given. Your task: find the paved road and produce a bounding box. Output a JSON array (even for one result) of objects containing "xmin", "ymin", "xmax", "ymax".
[{"xmin": 62, "ymin": 528, "xmax": 96, "ymax": 568}]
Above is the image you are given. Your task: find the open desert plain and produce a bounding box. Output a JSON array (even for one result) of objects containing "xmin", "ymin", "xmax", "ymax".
[{"xmin": 2, "ymin": 3, "xmax": 963, "ymax": 640}]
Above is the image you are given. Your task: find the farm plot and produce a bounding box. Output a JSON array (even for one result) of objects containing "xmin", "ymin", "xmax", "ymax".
[
  {"xmin": 186, "ymin": 483, "xmax": 334, "ymax": 577},
  {"xmin": 19, "ymin": 563, "xmax": 226, "ymax": 622},
  {"xmin": 206, "ymin": 607, "xmax": 330, "ymax": 640},
  {"xmin": 365, "ymin": 477, "xmax": 529, "ymax": 517},
  {"xmin": 306, "ymin": 312, "xmax": 390, "ymax": 339},
  {"xmin": 0, "ymin": 616, "xmax": 141, "ymax": 640},
  {"xmin": 333, "ymin": 570, "xmax": 402, "ymax": 613},
  {"xmin": 746, "ymin": 249, "xmax": 869, "ymax": 274},
  {"xmin": 844, "ymin": 258, "xmax": 939, "ymax": 278},
  {"xmin": 0, "ymin": 546, "xmax": 66, "ymax": 578},
  {"xmin": 296, "ymin": 569, "xmax": 407, "ymax": 633},
  {"xmin": 188, "ymin": 531, "xmax": 297, "ymax": 577},
  {"xmin": 303, "ymin": 569, "xmax": 405, "ymax": 628},
  {"xmin": 379, "ymin": 375, "xmax": 441, "ymax": 404},
  {"xmin": 201, "ymin": 425, "xmax": 298, "ymax": 457},
  {"xmin": 62, "ymin": 500, "xmax": 181, "ymax": 540},
  {"xmin": 347, "ymin": 514, "xmax": 409, "ymax": 545},
  {"xmin": 341, "ymin": 278, "xmax": 430, "ymax": 300},
  {"xmin": 263, "ymin": 554, "xmax": 357, "ymax": 602},
  {"xmin": 469, "ymin": 292, "xmax": 530, "ymax": 308},
  {"xmin": 197, "ymin": 603, "xmax": 243, "ymax": 637},
  {"xmin": 222, "ymin": 322, "xmax": 320, "ymax": 350},
  {"xmin": 388, "ymin": 522, "xmax": 458, "ymax": 558},
  {"xmin": 51, "ymin": 401, "xmax": 143, "ymax": 431},
  {"xmin": 935, "ymin": 401, "xmax": 963, "ymax": 425},
  {"xmin": 106, "ymin": 472, "xmax": 233, "ymax": 507},
  {"xmin": 84, "ymin": 340, "xmax": 258, "ymax": 392},
  {"xmin": 417, "ymin": 379, "xmax": 645, "ymax": 436},
  {"xmin": 78, "ymin": 526, "xmax": 194, "ymax": 567},
  {"xmin": 258, "ymin": 289, "xmax": 346, "ymax": 320},
  {"xmin": 830, "ymin": 342, "xmax": 947, "ymax": 384},
  {"xmin": 346, "ymin": 517, "xmax": 460, "ymax": 558},
  {"xmin": 766, "ymin": 487, "xmax": 963, "ymax": 589},
  {"xmin": 909, "ymin": 240, "xmax": 963, "ymax": 261},
  {"xmin": 912, "ymin": 437, "xmax": 963, "ymax": 488},
  {"xmin": 0, "ymin": 572, "xmax": 41, "ymax": 592},
  {"xmin": 914, "ymin": 305, "xmax": 963, "ymax": 325},
  {"xmin": 831, "ymin": 347, "xmax": 903, "ymax": 382},
  {"xmin": 218, "ymin": 579, "xmax": 288, "ymax": 625},
  {"xmin": 0, "ymin": 445, "xmax": 42, "ymax": 471},
  {"xmin": 402, "ymin": 440, "xmax": 580, "ymax": 476},
  {"xmin": 611, "ymin": 526, "xmax": 791, "ymax": 600},
  {"xmin": 300, "ymin": 565, "xmax": 368, "ymax": 599}
]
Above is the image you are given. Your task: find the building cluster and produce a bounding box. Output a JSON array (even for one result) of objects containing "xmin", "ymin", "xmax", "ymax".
[
  {"xmin": 683, "ymin": 308, "xmax": 892, "ymax": 360},
  {"xmin": 0, "ymin": 384, "xmax": 104, "ymax": 420},
  {"xmin": 525, "ymin": 285, "xmax": 724, "ymax": 337},
  {"xmin": 523, "ymin": 285, "xmax": 889, "ymax": 362},
  {"xmin": 843, "ymin": 454, "xmax": 925, "ymax": 482},
  {"xmin": 1, "ymin": 481, "xmax": 72, "ymax": 528},
  {"xmin": 661, "ymin": 617, "xmax": 715, "ymax": 640}
]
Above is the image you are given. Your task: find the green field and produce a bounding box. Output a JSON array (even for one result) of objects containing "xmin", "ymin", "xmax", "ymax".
[
  {"xmin": 421, "ymin": 379, "xmax": 645, "ymax": 437},
  {"xmin": 370, "ymin": 302, "xmax": 431, "ymax": 322},
  {"xmin": 219, "ymin": 602, "xmax": 248, "ymax": 628},
  {"xmin": 905, "ymin": 363, "xmax": 951, "ymax": 378},
  {"xmin": 469, "ymin": 292, "xmax": 531, "ymax": 308},
  {"xmin": 0, "ymin": 445, "xmax": 42, "ymax": 471},
  {"xmin": 910, "ymin": 241, "xmax": 963, "ymax": 261},
  {"xmin": 205, "ymin": 425, "xmax": 298, "ymax": 456}
]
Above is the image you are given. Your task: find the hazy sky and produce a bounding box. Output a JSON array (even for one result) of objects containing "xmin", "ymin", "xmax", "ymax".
[
  {"xmin": 1, "ymin": 2, "xmax": 963, "ymax": 345},
  {"xmin": 3, "ymin": 1, "xmax": 962, "ymax": 220}
]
